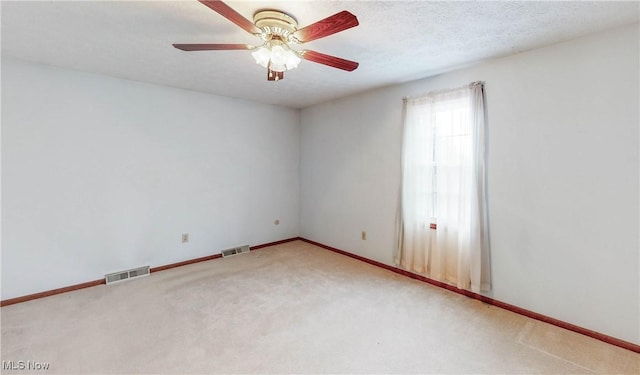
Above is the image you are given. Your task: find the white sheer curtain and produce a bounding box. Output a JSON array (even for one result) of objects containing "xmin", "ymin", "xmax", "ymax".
[{"xmin": 395, "ymin": 82, "xmax": 491, "ymax": 292}]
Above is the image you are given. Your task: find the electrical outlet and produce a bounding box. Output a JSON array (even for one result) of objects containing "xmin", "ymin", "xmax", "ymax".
[
  {"xmin": 181, "ymin": 233, "xmax": 189, "ymax": 243},
  {"xmin": 361, "ymin": 231, "xmax": 367, "ymax": 240}
]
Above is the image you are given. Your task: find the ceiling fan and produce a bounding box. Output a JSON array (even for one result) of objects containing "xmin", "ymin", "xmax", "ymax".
[{"xmin": 173, "ymin": 0, "xmax": 359, "ymax": 81}]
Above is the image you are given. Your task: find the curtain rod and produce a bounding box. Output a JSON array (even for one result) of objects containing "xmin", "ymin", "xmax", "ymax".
[{"xmin": 402, "ymin": 81, "xmax": 484, "ymax": 102}]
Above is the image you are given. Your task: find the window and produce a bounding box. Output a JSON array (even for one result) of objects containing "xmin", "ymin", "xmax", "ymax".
[
  {"xmin": 428, "ymin": 99, "xmax": 472, "ymax": 224},
  {"xmin": 395, "ymin": 82, "xmax": 491, "ymax": 293}
]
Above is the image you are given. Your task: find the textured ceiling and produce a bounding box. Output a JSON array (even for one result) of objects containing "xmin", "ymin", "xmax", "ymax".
[{"xmin": 2, "ymin": 1, "xmax": 638, "ymax": 108}]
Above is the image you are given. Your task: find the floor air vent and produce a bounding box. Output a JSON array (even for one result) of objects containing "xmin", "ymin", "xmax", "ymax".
[
  {"xmin": 221, "ymin": 244, "xmax": 250, "ymax": 258},
  {"xmin": 105, "ymin": 266, "xmax": 150, "ymax": 285}
]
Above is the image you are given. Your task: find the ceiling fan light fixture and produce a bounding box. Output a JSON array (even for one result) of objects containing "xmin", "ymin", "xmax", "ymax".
[{"xmin": 251, "ymin": 42, "xmax": 301, "ymax": 72}]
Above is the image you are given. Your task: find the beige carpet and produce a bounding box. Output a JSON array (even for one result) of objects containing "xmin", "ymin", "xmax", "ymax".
[{"xmin": 1, "ymin": 240, "xmax": 638, "ymax": 374}]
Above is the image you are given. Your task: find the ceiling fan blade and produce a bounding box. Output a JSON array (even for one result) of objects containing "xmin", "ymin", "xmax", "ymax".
[
  {"xmin": 173, "ymin": 43, "xmax": 252, "ymax": 51},
  {"xmin": 301, "ymin": 50, "xmax": 359, "ymax": 71},
  {"xmin": 198, "ymin": 0, "xmax": 261, "ymax": 35},
  {"xmin": 293, "ymin": 11, "xmax": 359, "ymax": 43}
]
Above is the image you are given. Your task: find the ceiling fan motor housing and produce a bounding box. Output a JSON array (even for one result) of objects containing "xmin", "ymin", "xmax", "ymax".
[{"xmin": 253, "ymin": 10, "xmax": 298, "ymax": 41}]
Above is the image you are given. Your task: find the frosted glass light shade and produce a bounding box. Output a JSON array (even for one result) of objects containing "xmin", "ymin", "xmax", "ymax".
[
  {"xmin": 284, "ymin": 51, "xmax": 301, "ymax": 70},
  {"xmin": 251, "ymin": 47, "xmax": 271, "ymax": 68},
  {"xmin": 270, "ymin": 45, "xmax": 287, "ymax": 66}
]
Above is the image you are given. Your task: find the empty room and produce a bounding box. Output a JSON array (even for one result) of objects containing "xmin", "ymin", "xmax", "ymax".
[{"xmin": 1, "ymin": 0, "xmax": 639, "ymax": 373}]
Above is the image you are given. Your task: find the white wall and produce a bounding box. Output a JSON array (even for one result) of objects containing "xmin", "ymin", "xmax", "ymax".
[
  {"xmin": 300, "ymin": 24, "xmax": 639, "ymax": 344},
  {"xmin": 2, "ymin": 58, "xmax": 300, "ymax": 299}
]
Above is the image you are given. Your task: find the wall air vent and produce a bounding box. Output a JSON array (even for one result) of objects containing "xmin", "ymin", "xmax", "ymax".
[
  {"xmin": 221, "ymin": 244, "xmax": 250, "ymax": 258},
  {"xmin": 105, "ymin": 266, "xmax": 150, "ymax": 285}
]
